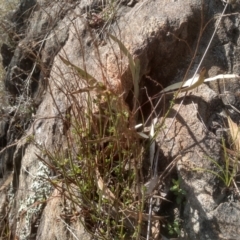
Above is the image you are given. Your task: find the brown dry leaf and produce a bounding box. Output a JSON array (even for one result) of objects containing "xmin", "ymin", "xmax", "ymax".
[
  {"xmin": 151, "ymin": 220, "xmax": 161, "ymax": 239},
  {"xmin": 227, "ymin": 114, "xmax": 240, "ymax": 151}
]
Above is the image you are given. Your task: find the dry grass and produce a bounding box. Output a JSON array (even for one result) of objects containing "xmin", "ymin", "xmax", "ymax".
[
  {"xmin": 29, "ymin": 2, "xmax": 240, "ymax": 239},
  {"xmin": 1, "ymin": 1, "xmax": 240, "ymax": 239}
]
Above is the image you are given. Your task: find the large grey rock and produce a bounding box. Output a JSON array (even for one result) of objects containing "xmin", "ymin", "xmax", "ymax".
[
  {"xmin": 10, "ymin": 0, "xmax": 37, "ymax": 37},
  {"xmin": 1, "ymin": 0, "xmax": 240, "ymax": 239},
  {"xmin": 4, "ymin": 1, "xmax": 76, "ymax": 98}
]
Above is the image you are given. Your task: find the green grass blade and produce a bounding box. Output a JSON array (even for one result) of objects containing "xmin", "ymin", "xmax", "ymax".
[
  {"xmin": 108, "ymin": 33, "xmax": 136, "ymax": 78},
  {"xmin": 108, "ymin": 33, "xmax": 140, "ymax": 110},
  {"xmin": 193, "ymin": 167, "xmax": 226, "ymax": 184},
  {"xmin": 59, "ymin": 55, "xmax": 98, "ymax": 86}
]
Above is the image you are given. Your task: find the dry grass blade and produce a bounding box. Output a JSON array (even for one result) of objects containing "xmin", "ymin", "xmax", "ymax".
[
  {"xmin": 108, "ymin": 33, "xmax": 140, "ymax": 111},
  {"xmin": 95, "ymin": 160, "xmax": 164, "ymax": 221},
  {"xmin": 160, "ymin": 67, "xmax": 206, "ymax": 94},
  {"xmin": 59, "ymin": 55, "xmax": 98, "ymax": 86},
  {"xmin": 227, "ymin": 113, "xmax": 240, "ymax": 151},
  {"xmin": 108, "ymin": 33, "xmax": 138, "ymax": 82},
  {"xmin": 95, "ymin": 161, "xmax": 116, "ymax": 203},
  {"xmin": 204, "ymin": 73, "xmax": 240, "ymax": 82}
]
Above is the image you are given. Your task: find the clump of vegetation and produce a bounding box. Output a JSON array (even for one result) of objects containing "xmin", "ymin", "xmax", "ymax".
[
  {"xmin": 36, "ymin": 5, "xmax": 240, "ymax": 238},
  {"xmin": 193, "ymin": 116, "xmax": 240, "ymax": 192},
  {"xmin": 2, "ymin": 0, "xmax": 240, "ymax": 239},
  {"xmin": 35, "ymin": 33, "xmax": 155, "ymax": 239},
  {"xmin": 170, "ymin": 178, "xmax": 186, "ymax": 205},
  {"xmin": 167, "ymin": 219, "xmax": 181, "ymax": 237}
]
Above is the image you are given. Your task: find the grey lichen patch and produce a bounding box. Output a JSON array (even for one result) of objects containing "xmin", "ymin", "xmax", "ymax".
[{"xmin": 17, "ymin": 161, "xmax": 52, "ymax": 240}]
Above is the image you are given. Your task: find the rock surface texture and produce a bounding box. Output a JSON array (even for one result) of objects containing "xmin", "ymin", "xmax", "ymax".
[{"xmin": 1, "ymin": 0, "xmax": 240, "ymax": 239}]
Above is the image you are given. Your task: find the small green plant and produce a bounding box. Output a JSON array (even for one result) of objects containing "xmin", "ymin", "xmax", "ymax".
[
  {"xmin": 36, "ymin": 4, "xmax": 239, "ymax": 238},
  {"xmin": 193, "ymin": 138, "xmax": 238, "ymax": 188},
  {"xmin": 167, "ymin": 219, "xmax": 181, "ymax": 236},
  {"xmin": 36, "ymin": 33, "xmax": 153, "ymax": 239},
  {"xmin": 170, "ymin": 178, "xmax": 186, "ymax": 205},
  {"xmin": 192, "ymin": 110, "xmax": 240, "ymax": 191}
]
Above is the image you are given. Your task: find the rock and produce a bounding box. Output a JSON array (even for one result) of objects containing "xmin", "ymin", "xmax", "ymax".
[
  {"xmin": 0, "ymin": 118, "xmax": 9, "ymax": 149},
  {"xmin": 4, "ymin": 1, "xmax": 76, "ymax": 99},
  {"xmin": 1, "ymin": 0, "xmax": 240, "ymax": 239},
  {"xmin": 0, "ymin": 43, "xmax": 14, "ymax": 69},
  {"xmin": 11, "ymin": 0, "xmax": 37, "ymax": 36},
  {"xmin": 0, "ymin": 118, "xmax": 9, "ymax": 177},
  {"xmin": 36, "ymin": 188, "xmax": 92, "ymax": 240}
]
